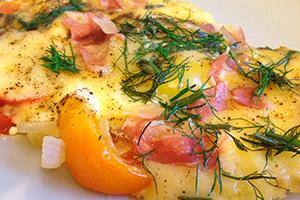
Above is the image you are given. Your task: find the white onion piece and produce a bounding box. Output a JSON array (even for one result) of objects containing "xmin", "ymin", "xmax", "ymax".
[
  {"xmin": 17, "ymin": 121, "xmax": 59, "ymax": 135},
  {"xmin": 41, "ymin": 136, "xmax": 65, "ymax": 169}
]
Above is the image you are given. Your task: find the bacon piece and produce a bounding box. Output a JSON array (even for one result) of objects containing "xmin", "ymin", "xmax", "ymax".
[
  {"xmin": 99, "ymin": 0, "xmax": 148, "ymax": 10},
  {"xmin": 122, "ymin": 119, "xmax": 218, "ymax": 167},
  {"xmin": 122, "ymin": 117, "xmax": 150, "ymax": 139},
  {"xmin": 63, "ymin": 12, "xmax": 120, "ymax": 73},
  {"xmin": 208, "ymin": 53, "xmax": 237, "ymax": 84},
  {"xmin": 198, "ymin": 22, "xmax": 248, "ymax": 50},
  {"xmin": 78, "ymin": 33, "xmax": 124, "ymax": 73},
  {"xmin": 220, "ymin": 25, "xmax": 248, "ymax": 50},
  {"xmin": 0, "ymin": 113, "xmax": 14, "ymax": 134},
  {"xmin": 124, "ymin": 103, "xmax": 163, "ymax": 119},
  {"xmin": 149, "ymin": 135, "xmax": 199, "ymax": 164},
  {"xmin": 63, "ymin": 12, "xmax": 118, "ymax": 46},
  {"xmin": 198, "ymin": 23, "xmax": 222, "ymax": 33},
  {"xmin": 212, "ymin": 82, "xmax": 230, "ymax": 111},
  {"xmin": 130, "ymin": 0, "xmax": 149, "ymax": 6},
  {"xmin": 99, "ymin": 0, "xmax": 123, "ymax": 9},
  {"xmin": 189, "ymin": 82, "xmax": 230, "ymax": 121},
  {"xmin": 127, "ymin": 121, "xmax": 200, "ymax": 165},
  {"xmin": 231, "ymin": 86, "xmax": 269, "ymax": 109},
  {"xmin": 78, "ymin": 43, "xmax": 110, "ymax": 73}
]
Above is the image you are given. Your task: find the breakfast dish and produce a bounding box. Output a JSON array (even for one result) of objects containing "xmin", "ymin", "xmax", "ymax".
[{"xmin": 0, "ymin": 0, "xmax": 299, "ymax": 199}]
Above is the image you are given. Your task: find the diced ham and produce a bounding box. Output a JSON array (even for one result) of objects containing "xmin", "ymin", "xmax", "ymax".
[
  {"xmin": 198, "ymin": 23, "xmax": 248, "ymax": 51},
  {"xmin": 123, "ymin": 103, "xmax": 163, "ymax": 119},
  {"xmin": 198, "ymin": 23, "xmax": 222, "ymax": 33},
  {"xmin": 63, "ymin": 12, "xmax": 118, "ymax": 46},
  {"xmin": 231, "ymin": 86, "xmax": 270, "ymax": 109},
  {"xmin": 149, "ymin": 135, "xmax": 199, "ymax": 164},
  {"xmin": 220, "ymin": 25, "xmax": 248, "ymax": 50},
  {"xmin": 90, "ymin": 13, "xmax": 118, "ymax": 35},
  {"xmin": 208, "ymin": 53, "xmax": 237, "ymax": 84},
  {"xmin": 212, "ymin": 82, "xmax": 230, "ymax": 111},
  {"xmin": 189, "ymin": 82, "xmax": 230, "ymax": 121},
  {"xmin": 122, "ymin": 117, "xmax": 151, "ymax": 139},
  {"xmin": 122, "ymin": 118, "xmax": 219, "ymax": 167},
  {"xmin": 130, "ymin": 0, "xmax": 149, "ymax": 6},
  {"xmin": 78, "ymin": 43, "xmax": 110, "ymax": 73},
  {"xmin": 125, "ymin": 121, "xmax": 200, "ymax": 165},
  {"xmin": 0, "ymin": 113, "xmax": 14, "ymax": 134},
  {"xmin": 99, "ymin": 0, "xmax": 123, "ymax": 10},
  {"xmin": 63, "ymin": 12, "xmax": 120, "ymax": 73},
  {"xmin": 99, "ymin": 0, "xmax": 148, "ymax": 10}
]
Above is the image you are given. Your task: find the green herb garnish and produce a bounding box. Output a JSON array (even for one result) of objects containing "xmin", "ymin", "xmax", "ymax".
[
  {"xmin": 241, "ymin": 124, "xmax": 300, "ymax": 156},
  {"xmin": 40, "ymin": 44, "xmax": 79, "ymax": 74},
  {"xmin": 19, "ymin": 0, "xmax": 84, "ymax": 30},
  {"xmin": 145, "ymin": 4, "xmax": 165, "ymax": 9},
  {"xmin": 117, "ymin": 14, "xmax": 227, "ymax": 102},
  {"xmin": 116, "ymin": 12, "xmax": 299, "ymax": 200},
  {"xmin": 231, "ymin": 50, "xmax": 298, "ymax": 98},
  {"xmin": 222, "ymin": 170, "xmax": 280, "ymax": 200}
]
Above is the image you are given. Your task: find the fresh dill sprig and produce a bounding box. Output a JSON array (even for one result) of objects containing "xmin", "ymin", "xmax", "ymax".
[
  {"xmin": 116, "ymin": 12, "xmax": 298, "ymax": 200},
  {"xmin": 220, "ymin": 117, "xmax": 300, "ymax": 156},
  {"xmin": 209, "ymin": 156, "xmax": 222, "ymax": 195},
  {"xmin": 160, "ymin": 100, "xmax": 299, "ymax": 198},
  {"xmin": 139, "ymin": 151, "xmax": 158, "ymax": 196},
  {"xmin": 241, "ymin": 124, "xmax": 300, "ymax": 156},
  {"xmin": 222, "ymin": 170, "xmax": 279, "ymax": 200},
  {"xmin": 117, "ymin": 14, "xmax": 227, "ymax": 102},
  {"xmin": 160, "ymin": 83, "xmax": 208, "ymax": 123},
  {"xmin": 231, "ymin": 50, "xmax": 298, "ymax": 98},
  {"xmin": 40, "ymin": 44, "xmax": 79, "ymax": 74},
  {"xmin": 145, "ymin": 4, "xmax": 165, "ymax": 9},
  {"xmin": 19, "ymin": 0, "xmax": 84, "ymax": 30}
]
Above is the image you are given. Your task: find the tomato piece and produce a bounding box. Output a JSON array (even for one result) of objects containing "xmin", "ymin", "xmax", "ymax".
[
  {"xmin": 0, "ymin": 97, "xmax": 43, "ymax": 106},
  {"xmin": 0, "ymin": 113, "xmax": 14, "ymax": 134},
  {"xmin": 59, "ymin": 98, "xmax": 151, "ymax": 195},
  {"xmin": 0, "ymin": 2, "xmax": 19, "ymax": 14}
]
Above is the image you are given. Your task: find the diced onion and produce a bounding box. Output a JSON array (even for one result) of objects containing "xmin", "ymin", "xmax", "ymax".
[
  {"xmin": 41, "ymin": 136, "xmax": 65, "ymax": 169},
  {"xmin": 17, "ymin": 121, "xmax": 59, "ymax": 135}
]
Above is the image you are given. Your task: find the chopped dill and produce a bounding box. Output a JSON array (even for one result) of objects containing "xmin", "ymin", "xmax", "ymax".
[
  {"xmin": 115, "ymin": 12, "xmax": 299, "ymax": 200},
  {"xmin": 40, "ymin": 44, "xmax": 79, "ymax": 74},
  {"xmin": 160, "ymin": 83, "xmax": 208, "ymax": 123},
  {"xmin": 158, "ymin": 89, "xmax": 299, "ymax": 198},
  {"xmin": 222, "ymin": 117, "xmax": 300, "ymax": 157},
  {"xmin": 222, "ymin": 169, "xmax": 280, "ymax": 200},
  {"xmin": 19, "ymin": 0, "xmax": 84, "ymax": 30},
  {"xmin": 145, "ymin": 4, "xmax": 165, "ymax": 9},
  {"xmin": 117, "ymin": 14, "xmax": 227, "ymax": 102},
  {"xmin": 241, "ymin": 124, "xmax": 300, "ymax": 156},
  {"xmin": 140, "ymin": 151, "xmax": 158, "ymax": 196},
  {"xmin": 231, "ymin": 50, "xmax": 298, "ymax": 98}
]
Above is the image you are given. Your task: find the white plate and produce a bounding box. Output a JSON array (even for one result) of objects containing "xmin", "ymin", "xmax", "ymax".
[{"xmin": 1, "ymin": 0, "xmax": 300, "ymax": 199}]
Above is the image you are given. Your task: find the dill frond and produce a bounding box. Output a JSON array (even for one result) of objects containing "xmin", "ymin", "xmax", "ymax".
[
  {"xmin": 231, "ymin": 50, "xmax": 298, "ymax": 98},
  {"xmin": 40, "ymin": 44, "xmax": 79, "ymax": 74},
  {"xmin": 19, "ymin": 0, "xmax": 84, "ymax": 30},
  {"xmin": 118, "ymin": 14, "xmax": 227, "ymax": 102}
]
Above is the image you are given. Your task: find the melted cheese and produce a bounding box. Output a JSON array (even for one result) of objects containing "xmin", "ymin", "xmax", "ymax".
[{"xmin": 0, "ymin": 0, "xmax": 299, "ymax": 200}]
